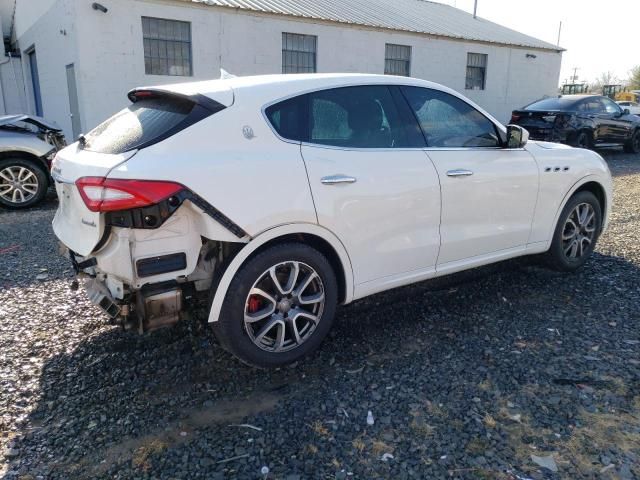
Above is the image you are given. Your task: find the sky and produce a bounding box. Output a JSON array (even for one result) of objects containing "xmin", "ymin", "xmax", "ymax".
[{"xmin": 435, "ymin": 0, "xmax": 639, "ymax": 86}]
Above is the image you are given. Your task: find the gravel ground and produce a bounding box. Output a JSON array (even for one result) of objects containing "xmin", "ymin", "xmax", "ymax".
[{"xmin": 1, "ymin": 151, "xmax": 639, "ymax": 480}]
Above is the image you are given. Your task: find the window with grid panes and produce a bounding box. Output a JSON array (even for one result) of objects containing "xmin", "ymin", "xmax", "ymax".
[
  {"xmin": 384, "ymin": 44, "xmax": 411, "ymax": 77},
  {"xmin": 465, "ymin": 53, "xmax": 487, "ymax": 90},
  {"xmin": 282, "ymin": 33, "xmax": 317, "ymax": 74},
  {"xmin": 142, "ymin": 17, "xmax": 192, "ymax": 76}
]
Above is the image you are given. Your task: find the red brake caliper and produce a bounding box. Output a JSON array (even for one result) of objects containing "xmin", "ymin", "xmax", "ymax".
[{"xmin": 248, "ymin": 295, "xmax": 262, "ymax": 313}]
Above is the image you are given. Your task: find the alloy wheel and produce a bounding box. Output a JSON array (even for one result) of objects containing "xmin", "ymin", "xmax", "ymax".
[
  {"xmin": 0, "ymin": 166, "xmax": 40, "ymax": 205},
  {"xmin": 562, "ymin": 202, "xmax": 596, "ymax": 259},
  {"xmin": 243, "ymin": 261, "xmax": 325, "ymax": 353}
]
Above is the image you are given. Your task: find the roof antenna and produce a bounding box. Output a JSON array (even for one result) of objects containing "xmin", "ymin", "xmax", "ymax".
[
  {"xmin": 220, "ymin": 68, "xmax": 237, "ymax": 80},
  {"xmin": 473, "ymin": 0, "xmax": 478, "ymax": 18}
]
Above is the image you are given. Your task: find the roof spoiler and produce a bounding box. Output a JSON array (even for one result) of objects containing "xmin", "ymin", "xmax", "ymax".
[{"xmin": 126, "ymin": 88, "xmax": 226, "ymax": 114}]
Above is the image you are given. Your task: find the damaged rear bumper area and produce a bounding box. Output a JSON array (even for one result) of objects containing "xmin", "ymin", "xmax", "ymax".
[
  {"xmin": 64, "ymin": 204, "xmax": 246, "ymax": 334},
  {"xmin": 70, "ymin": 249, "xmax": 189, "ymax": 333}
]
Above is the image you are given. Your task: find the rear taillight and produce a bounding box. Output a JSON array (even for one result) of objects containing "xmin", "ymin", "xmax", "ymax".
[
  {"xmin": 510, "ymin": 114, "xmax": 520, "ymax": 123},
  {"xmin": 75, "ymin": 177, "xmax": 183, "ymax": 212}
]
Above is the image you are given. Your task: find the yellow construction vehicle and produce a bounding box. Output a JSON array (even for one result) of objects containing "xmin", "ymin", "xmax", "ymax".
[
  {"xmin": 602, "ymin": 85, "xmax": 640, "ymax": 102},
  {"xmin": 615, "ymin": 90, "xmax": 639, "ymax": 103},
  {"xmin": 602, "ymin": 84, "xmax": 624, "ymax": 99}
]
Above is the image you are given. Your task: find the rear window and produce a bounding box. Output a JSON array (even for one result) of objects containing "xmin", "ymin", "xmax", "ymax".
[
  {"xmin": 83, "ymin": 96, "xmax": 195, "ymax": 154},
  {"xmin": 525, "ymin": 97, "xmax": 580, "ymax": 111}
]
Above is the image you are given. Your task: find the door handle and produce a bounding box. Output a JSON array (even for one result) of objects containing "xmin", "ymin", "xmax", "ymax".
[
  {"xmin": 321, "ymin": 175, "xmax": 357, "ymax": 185},
  {"xmin": 446, "ymin": 169, "xmax": 474, "ymax": 177}
]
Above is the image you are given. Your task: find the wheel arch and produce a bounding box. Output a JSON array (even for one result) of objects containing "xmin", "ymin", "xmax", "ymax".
[
  {"xmin": 207, "ymin": 223, "xmax": 354, "ymax": 323},
  {"xmin": 574, "ymin": 180, "xmax": 606, "ymax": 222},
  {"xmin": 548, "ymin": 175, "xmax": 611, "ymax": 249},
  {"xmin": 0, "ymin": 150, "xmax": 51, "ymax": 182}
]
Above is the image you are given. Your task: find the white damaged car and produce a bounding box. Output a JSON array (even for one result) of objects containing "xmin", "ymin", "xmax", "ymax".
[{"xmin": 52, "ymin": 74, "xmax": 612, "ymax": 367}]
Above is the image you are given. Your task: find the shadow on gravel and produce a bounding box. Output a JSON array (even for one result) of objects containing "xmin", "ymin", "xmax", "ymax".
[
  {"xmin": 598, "ymin": 149, "xmax": 640, "ymax": 177},
  {"xmin": 3, "ymin": 253, "xmax": 640, "ymax": 479}
]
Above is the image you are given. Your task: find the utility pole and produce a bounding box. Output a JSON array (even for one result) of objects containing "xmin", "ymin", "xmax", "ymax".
[
  {"xmin": 557, "ymin": 21, "xmax": 562, "ymax": 46},
  {"xmin": 473, "ymin": 0, "xmax": 478, "ymax": 18},
  {"xmin": 571, "ymin": 67, "xmax": 579, "ymax": 83}
]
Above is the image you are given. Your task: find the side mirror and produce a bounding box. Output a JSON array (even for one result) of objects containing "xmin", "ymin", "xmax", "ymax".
[
  {"xmin": 506, "ymin": 125, "xmax": 529, "ymax": 148},
  {"xmin": 623, "ymin": 108, "xmax": 630, "ymax": 115}
]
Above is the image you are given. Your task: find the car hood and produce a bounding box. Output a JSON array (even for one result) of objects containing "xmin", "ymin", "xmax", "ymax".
[{"xmin": 0, "ymin": 114, "xmax": 62, "ymax": 132}]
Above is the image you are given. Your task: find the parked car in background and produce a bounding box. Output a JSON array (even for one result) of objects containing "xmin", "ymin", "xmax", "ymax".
[
  {"xmin": 511, "ymin": 95, "xmax": 640, "ymax": 152},
  {"xmin": 616, "ymin": 101, "xmax": 640, "ymax": 115},
  {"xmin": 0, "ymin": 115, "xmax": 66, "ymax": 209},
  {"xmin": 52, "ymin": 74, "xmax": 612, "ymax": 367}
]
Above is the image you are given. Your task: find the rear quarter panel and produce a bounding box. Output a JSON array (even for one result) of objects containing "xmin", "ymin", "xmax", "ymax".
[
  {"xmin": 525, "ymin": 141, "xmax": 612, "ymax": 246},
  {"xmin": 107, "ymin": 89, "xmax": 316, "ymax": 238}
]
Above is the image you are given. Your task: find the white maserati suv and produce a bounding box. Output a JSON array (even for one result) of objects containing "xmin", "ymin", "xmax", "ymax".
[{"xmin": 51, "ymin": 74, "xmax": 612, "ymax": 367}]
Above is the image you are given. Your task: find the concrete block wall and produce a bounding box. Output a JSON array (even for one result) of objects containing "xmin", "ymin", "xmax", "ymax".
[{"xmin": 15, "ymin": 0, "xmax": 562, "ymax": 139}]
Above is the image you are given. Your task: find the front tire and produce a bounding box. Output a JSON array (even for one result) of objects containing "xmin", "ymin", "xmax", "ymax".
[
  {"xmin": 213, "ymin": 243, "xmax": 338, "ymax": 368},
  {"xmin": 623, "ymin": 129, "xmax": 640, "ymax": 154},
  {"xmin": 544, "ymin": 191, "xmax": 602, "ymax": 272},
  {"xmin": 0, "ymin": 158, "xmax": 49, "ymax": 209},
  {"xmin": 574, "ymin": 131, "xmax": 592, "ymax": 149}
]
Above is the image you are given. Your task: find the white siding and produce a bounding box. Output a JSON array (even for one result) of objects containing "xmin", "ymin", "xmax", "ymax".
[{"xmin": 13, "ymin": 0, "xmax": 562, "ymax": 139}]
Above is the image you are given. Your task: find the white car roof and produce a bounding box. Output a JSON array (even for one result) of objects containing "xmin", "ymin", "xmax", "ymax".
[{"xmin": 141, "ymin": 73, "xmax": 505, "ymax": 129}]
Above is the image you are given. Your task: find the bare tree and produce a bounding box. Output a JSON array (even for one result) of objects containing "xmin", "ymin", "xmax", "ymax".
[{"xmin": 629, "ymin": 66, "xmax": 640, "ymax": 90}]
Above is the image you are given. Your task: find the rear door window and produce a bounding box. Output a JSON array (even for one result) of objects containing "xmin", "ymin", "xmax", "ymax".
[
  {"xmin": 84, "ymin": 96, "xmax": 196, "ymax": 154},
  {"xmin": 308, "ymin": 85, "xmax": 414, "ymax": 148},
  {"xmin": 579, "ymin": 99, "xmax": 605, "ymax": 114}
]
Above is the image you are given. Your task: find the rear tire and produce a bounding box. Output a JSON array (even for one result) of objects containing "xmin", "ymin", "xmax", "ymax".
[
  {"xmin": 213, "ymin": 243, "xmax": 338, "ymax": 368},
  {"xmin": 623, "ymin": 129, "xmax": 640, "ymax": 154},
  {"xmin": 0, "ymin": 158, "xmax": 49, "ymax": 209},
  {"xmin": 544, "ymin": 191, "xmax": 602, "ymax": 272}
]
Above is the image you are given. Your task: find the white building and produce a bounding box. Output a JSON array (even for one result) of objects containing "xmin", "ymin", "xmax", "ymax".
[{"xmin": 2, "ymin": 0, "xmax": 563, "ymax": 140}]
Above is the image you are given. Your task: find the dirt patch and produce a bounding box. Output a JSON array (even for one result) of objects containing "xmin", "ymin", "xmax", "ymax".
[{"xmin": 72, "ymin": 391, "xmax": 280, "ymax": 478}]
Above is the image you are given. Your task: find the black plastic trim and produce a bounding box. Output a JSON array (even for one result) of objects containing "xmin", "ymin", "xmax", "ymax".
[
  {"xmin": 92, "ymin": 225, "xmax": 112, "ymax": 253},
  {"xmin": 137, "ymin": 253, "xmax": 187, "ymax": 278},
  {"xmin": 69, "ymin": 250, "xmax": 97, "ymax": 275},
  {"xmin": 128, "ymin": 89, "xmax": 226, "ymax": 114},
  {"xmin": 104, "ymin": 188, "xmax": 248, "ymax": 239},
  {"xmin": 182, "ymin": 190, "xmax": 247, "ymax": 238}
]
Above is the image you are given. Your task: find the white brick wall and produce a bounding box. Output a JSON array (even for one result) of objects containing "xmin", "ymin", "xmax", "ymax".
[{"xmin": 14, "ymin": 0, "xmax": 562, "ymax": 139}]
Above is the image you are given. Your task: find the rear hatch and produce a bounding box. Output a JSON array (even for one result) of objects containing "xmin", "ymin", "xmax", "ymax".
[
  {"xmin": 511, "ymin": 110, "xmax": 561, "ymax": 139},
  {"xmin": 52, "ymin": 87, "xmax": 230, "ymax": 256},
  {"xmin": 52, "ymin": 146, "xmax": 137, "ymax": 256}
]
